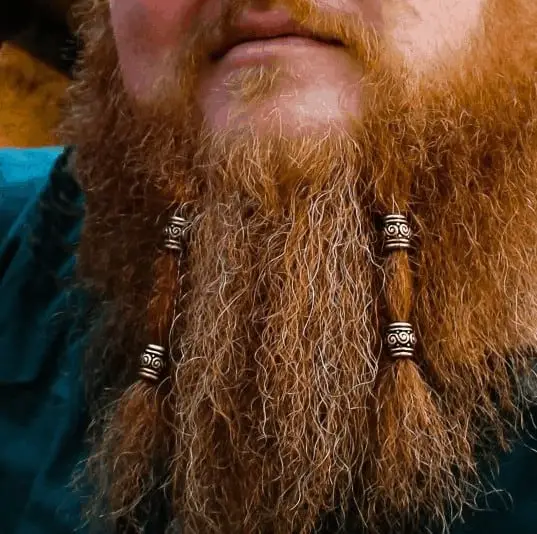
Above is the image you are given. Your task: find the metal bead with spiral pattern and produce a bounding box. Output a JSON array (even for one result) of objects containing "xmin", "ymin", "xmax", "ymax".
[
  {"xmin": 139, "ymin": 344, "xmax": 167, "ymax": 383},
  {"xmin": 382, "ymin": 214, "xmax": 412, "ymax": 251},
  {"xmin": 385, "ymin": 322, "xmax": 417, "ymax": 359},
  {"xmin": 164, "ymin": 212, "xmax": 190, "ymax": 252}
]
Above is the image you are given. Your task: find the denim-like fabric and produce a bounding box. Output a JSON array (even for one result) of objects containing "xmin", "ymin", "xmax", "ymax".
[
  {"xmin": 0, "ymin": 147, "xmax": 88, "ymax": 534},
  {"xmin": 450, "ymin": 420, "xmax": 537, "ymax": 534}
]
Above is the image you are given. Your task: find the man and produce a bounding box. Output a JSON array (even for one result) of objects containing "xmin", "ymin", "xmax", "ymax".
[{"xmin": 1, "ymin": 0, "xmax": 537, "ymax": 533}]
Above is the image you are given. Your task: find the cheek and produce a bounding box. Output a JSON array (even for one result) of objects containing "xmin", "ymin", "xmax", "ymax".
[
  {"xmin": 110, "ymin": 0, "xmax": 197, "ymax": 50},
  {"xmin": 385, "ymin": 0, "xmax": 485, "ymax": 70},
  {"xmin": 110, "ymin": 0, "xmax": 212, "ymax": 96}
]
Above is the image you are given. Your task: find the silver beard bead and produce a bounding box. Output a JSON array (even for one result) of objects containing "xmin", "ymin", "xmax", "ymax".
[
  {"xmin": 382, "ymin": 214, "xmax": 412, "ymax": 251},
  {"xmin": 139, "ymin": 344, "xmax": 167, "ymax": 383},
  {"xmin": 164, "ymin": 212, "xmax": 190, "ymax": 253},
  {"xmin": 385, "ymin": 322, "xmax": 417, "ymax": 359}
]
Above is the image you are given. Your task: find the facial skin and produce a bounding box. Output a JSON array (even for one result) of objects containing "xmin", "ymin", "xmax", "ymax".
[{"xmin": 110, "ymin": 0, "xmax": 485, "ymax": 135}]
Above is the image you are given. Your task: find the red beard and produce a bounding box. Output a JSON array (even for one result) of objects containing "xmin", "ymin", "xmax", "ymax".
[{"xmin": 64, "ymin": 0, "xmax": 537, "ymax": 532}]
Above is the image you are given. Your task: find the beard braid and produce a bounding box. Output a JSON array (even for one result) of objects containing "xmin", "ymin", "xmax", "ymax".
[{"xmin": 62, "ymin": 0, "xmax": 537, "ymax": 532}]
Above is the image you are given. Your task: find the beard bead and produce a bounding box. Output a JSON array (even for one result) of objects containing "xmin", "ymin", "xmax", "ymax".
[
  {"xmin": 164, "ymin": 211, "xmax": 190, "ymax": 253},
  {"xmin": 385, "ymin": 322, "xmax": 417, "ymax": 359},
  {"xmin": 138, "ymin": 207, "xmax": 190, "ymax": 384},
  {"xmin": 139, "ymin": 344, "xmax": 167, "ymax": 383},
  {"xmin": 382, "ymin": 214, "xmax": 412, "ymax": 251}
]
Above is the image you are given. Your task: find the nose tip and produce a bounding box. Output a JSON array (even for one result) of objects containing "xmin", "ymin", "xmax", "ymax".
[{"xmin": 235, "ymin": 5, "xmax": 295, "ymax": 30}]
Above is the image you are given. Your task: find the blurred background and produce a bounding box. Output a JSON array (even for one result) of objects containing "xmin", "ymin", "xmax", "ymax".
[{"xmin": 0, "ymin": 0, "xmax": 79, "ymax": 147}]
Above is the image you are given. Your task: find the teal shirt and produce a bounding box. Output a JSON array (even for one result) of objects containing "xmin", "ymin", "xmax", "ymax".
[
  {"xmin": 0, "ymin": 147, "xmax": 87, "ymax": 534},
  {"xmin": 0, "ymin": 147, "xmax": 536, "ymax": 534}
]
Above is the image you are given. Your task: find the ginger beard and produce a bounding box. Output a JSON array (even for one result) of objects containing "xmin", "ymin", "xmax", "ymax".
[{"xmin": 64, "ymin": 0, "xmax": 537, "ymax": 532}]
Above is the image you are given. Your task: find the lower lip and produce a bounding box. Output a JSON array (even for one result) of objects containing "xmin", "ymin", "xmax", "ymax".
[{"xmin": 217, "ymin": 36, "xmax": 339, "ymax": 67}]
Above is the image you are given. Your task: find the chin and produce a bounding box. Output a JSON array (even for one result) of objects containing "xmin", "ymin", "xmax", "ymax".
[
  {"xmin": 206, "ymin": 102, "xmax": 354, "ymax": 141},
  {"xmin": 200, "ymin": 73, "xmax": 359, "ymax": 139}
]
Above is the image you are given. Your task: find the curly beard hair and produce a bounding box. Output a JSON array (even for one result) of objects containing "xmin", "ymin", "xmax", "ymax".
[{"xmin": 63, "ymin": 0, "xmax": 537, "ymax": 532}]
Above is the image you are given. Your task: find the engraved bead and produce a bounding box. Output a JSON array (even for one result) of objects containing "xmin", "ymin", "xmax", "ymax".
[
  {"xmin": 382, "ymin": 214, "xmax": 412, "ymax": 251},
  {"xmin": 385, "ymin": 322, "xmax": 417, "ymax": 359},
  {"xmin": 164, "ymin": 213, "xmax": 190, "ymax": 252},
  {"xmin": 139, "ymin": 344, "xmax": 166, "ymax": 383}
]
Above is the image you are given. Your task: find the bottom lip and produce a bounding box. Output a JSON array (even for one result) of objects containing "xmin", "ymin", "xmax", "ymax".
[{"xmin": 212, "ymin": 36, "xmax": 345, "ymax": 64}]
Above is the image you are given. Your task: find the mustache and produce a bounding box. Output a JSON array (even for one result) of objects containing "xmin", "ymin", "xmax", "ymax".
[{"xmin": 183, "ymin": 0, "xmax": 380, "ymax": 71}]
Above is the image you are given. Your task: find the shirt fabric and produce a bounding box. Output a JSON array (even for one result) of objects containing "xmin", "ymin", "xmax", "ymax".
[
  {"xmin": 0, "ymin": 147, "xmax": 87, "ymax": 534},
  {"xmin": 0, "ymin": 146, "xmax": 536, "ymax": 534}
]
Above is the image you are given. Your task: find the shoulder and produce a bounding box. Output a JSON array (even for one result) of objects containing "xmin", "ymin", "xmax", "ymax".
[
  {"xmin": 451, "ymin": 401, "xmax": 537, "ymax": 534},
  {"xmin": 0, "ymin": 144, "xmax": 83, "ymax": 384},
  {"xmin": 0, "ymin": 147, "xmax": 89, "ymax": 533},
  {"xmin": 0, "ymin": 146, "xmax": 65, "ymax": 236}
]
